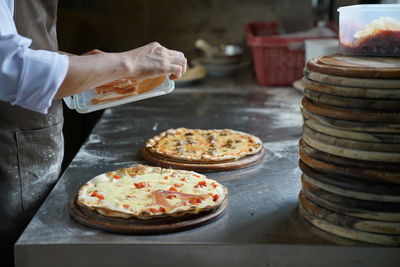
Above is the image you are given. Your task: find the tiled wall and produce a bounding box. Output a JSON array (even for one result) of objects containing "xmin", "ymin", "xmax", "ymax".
[{"xmin": 58, "ymin": 0, "xmax": 314, "ymax": 58}]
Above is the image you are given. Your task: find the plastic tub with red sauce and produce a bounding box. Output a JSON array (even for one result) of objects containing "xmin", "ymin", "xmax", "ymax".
[{"xmin": 338, "ymin": 4, "xmax": 400, "ymax": 57}]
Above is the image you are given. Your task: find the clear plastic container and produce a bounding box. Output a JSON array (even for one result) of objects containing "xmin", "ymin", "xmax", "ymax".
[
  {"xmin": 338, "ymin": 4, "xmax": 400, "ymax": 57},
  {"xmin": 63, "ymin": 75, "xmax": 174, "ymax": 113}
]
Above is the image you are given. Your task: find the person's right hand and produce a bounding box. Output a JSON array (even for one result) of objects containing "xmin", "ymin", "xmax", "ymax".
[{"xmin": 122, "ymin": 42, "xmax": 187, "ymax": 81}]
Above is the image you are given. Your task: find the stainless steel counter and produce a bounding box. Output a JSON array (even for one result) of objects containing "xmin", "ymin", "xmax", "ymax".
[{"xmin": 15, "ymin": 70, "xmax": 400, "ymax": 267}]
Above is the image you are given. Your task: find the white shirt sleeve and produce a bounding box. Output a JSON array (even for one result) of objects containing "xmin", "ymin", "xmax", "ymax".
[{"xmin": 0, "ymin": 0, "xmax": 69, "ymax": 114}]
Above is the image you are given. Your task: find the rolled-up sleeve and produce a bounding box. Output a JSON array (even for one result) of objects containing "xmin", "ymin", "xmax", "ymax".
[
  {"xmin": 0, "ymin": 35, "xmax": 69, "ymax": 114},
  {"xmin": 0, "ymin": 0, "xmax": 69, "ymax": 114}
]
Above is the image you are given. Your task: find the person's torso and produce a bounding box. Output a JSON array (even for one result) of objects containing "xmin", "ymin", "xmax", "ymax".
[
  {"xmin": 14, "ymin": 0, "xmax": 59, "ymax": 51},
  {"xmin": 0, "ymin": 0, "xmax": 62, "ymax": 128}
]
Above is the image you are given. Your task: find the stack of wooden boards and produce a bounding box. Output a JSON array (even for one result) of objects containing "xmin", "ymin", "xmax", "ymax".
[{"xmin": 298, "ymin": 54, "xmax": 400, "ymax": 246}]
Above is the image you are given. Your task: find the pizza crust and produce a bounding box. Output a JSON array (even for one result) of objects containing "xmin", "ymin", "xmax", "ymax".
[{"xmin": 77, "ymin": 164, "xmax": 228, "ymax": 220}]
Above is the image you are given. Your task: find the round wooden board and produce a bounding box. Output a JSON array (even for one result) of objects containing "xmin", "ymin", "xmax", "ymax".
[
  {"xmin": 299, "ymin": 143, "xmax": 400, "ymax": 184},
  {"xmin": 304, "ymin": 88, "xmax": 400, "ymax": 110},
  {"xmin": 304, "ymin": 68, "xmax": 400, "ymax": 89},
  {"xmin": 299, "ymin": 192, "xmax": 400, "ymax": 246},
  {"xmin": 299, "ymin": 139, "xmax": 400, "ymax": 171},
  {"xmin": 299, "ymin": 159, "xmax": 400, "ymax": 197},
  {"xmin": 302, "ymin": 97, "xmax": 400, "ymax": 123},
  {"xmin": 69, "ymin": 195, "xmax": 228, "ymax": 234},
  {"xmin": 302, "ymin": 108, "xmax": 400, "ymax": 134},
  {"xmin": 300, "ymin": 190, "xmax": 400, "ymax": 234},
  {"xmin": 303, "ymin": 124, "xmax": 400, "ymax": 153},
  {"xmin": 306, "ymin": 54, "xmax": 400, "ymax": 79},
  {"xmin": 304, "ymin": 119, "xmax": 400, "ymax": 144},
  {"xmin": 302, "ymin": 127, "xmax": 400, "ymax": 163},
  {"xmin": 301, "ymin": 171, "xmax": 400, "ymax": 204},
  {"xmin": 301, "ymin": 182, "xmax": 400, "ymax": 222},
  {"xmin": 302, "ymin": 77, "xmax": 400, "ymax": 99},
  {"xmin": 139, "ymin": 146, "xmax": 267, "ymax": 172}
]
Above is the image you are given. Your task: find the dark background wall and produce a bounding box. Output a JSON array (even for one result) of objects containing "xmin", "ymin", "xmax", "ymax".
[
  {"xmin": 57, "ymin": 0, "xmax": 315, "ymax": 56},
  {"xmin": 58, "ymin": 0, "xmax": 318, "ymax": 170}
]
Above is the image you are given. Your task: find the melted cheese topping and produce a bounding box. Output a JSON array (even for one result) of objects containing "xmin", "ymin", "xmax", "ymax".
[
  {"xmin": 77, "ymin": 165, "xmax": 227, "ymax": 219},
  {"xmin": 146, "ymin": 128, "xmax": 263, "ymax": 162}
]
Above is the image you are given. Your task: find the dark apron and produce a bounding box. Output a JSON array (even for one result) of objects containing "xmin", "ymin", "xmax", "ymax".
[{"xmin": 0, "ymin": 0, "xmax": 64, "ymax": 263}]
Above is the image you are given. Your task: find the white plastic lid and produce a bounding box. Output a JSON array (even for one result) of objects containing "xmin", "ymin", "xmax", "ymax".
[
  {"xmin": 338, "ymin": 4, "xmax": 400, "ymax": 12},
  {"xmin": 63, "ymin": 75, "xmax": 175, "ymax": 113}
]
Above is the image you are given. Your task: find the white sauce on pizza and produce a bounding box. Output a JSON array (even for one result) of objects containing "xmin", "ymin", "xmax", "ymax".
[
  {"xmin": 77, "ymin": 165, "xmax": 227, "ymax": 219},
  {"xmin": 145, "ymin": 128, "xmax": 263, "ymax": 162}
]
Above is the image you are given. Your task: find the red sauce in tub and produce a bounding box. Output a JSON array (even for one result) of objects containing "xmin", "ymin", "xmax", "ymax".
[{"xmin": 341, "ymin": 30, "xmax": 400, "ymax": 57}]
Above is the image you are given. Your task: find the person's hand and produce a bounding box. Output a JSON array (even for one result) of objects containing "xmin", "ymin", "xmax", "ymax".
[
  {"xmin": 122, "ymin": 42, "xmax": 187, "ymax": 81},
  {"xmin": 81, "ymin": 49, "xmax": 104, "ymax": 56}
]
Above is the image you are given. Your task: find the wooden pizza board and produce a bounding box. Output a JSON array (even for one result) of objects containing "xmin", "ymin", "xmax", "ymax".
[
  {"xmin": 69, "ymin": 195, "xmax": 228, "ymax": 234},
  {"xmin": 302, "ymin": 108, "xmax": 400, "ymax": 134},
  {"xmin": 304, "ymin": 119, "xmax": 400, "ymax": 144},
  {"xmin": 139, "ymin": 146, "xmax": 267, "ymax": 172},
  {"xmin": 301, "ymin": 171, "xmax": 400, "ymax": 204},
  {"xmin": 299, "ymin": 191, "xmax": 400, "ymax": 246},
  {"xmin": 302, "ymin": 97, "xmax": 400, "ymax": 123},
  {"xmin": 303, "ymin": 124, "xmax": 400, "ymax": 153},
  {"xmin": 302, "ymin": 128, "xmax": 400, "ymax": 163},
  {"xmin": 302, "ymin": 77, "xmax": 400, "ymax": 99},
  {"xmin": 299, "ymin": 190, "xmax": 400, "ymax": 235},
  {"xmin": 299, "ymin": 139, "xmax": 400, "ymax": 171},
  {"xmin": 304, "ymin": 68, "xmax": 400, "ymax": 89},
  {"xmin": 306, "ymin": 54, "xmax": 400, "ymax": 79},
  {"xmin": 299, "ymin": 144, "xmax": 400, "ymax": 184},
  {"xmin": 304, "ymin": 88, "xmax": 400, "ymax": 110},
  {"xmin": 301, "ymin": 181, "xmax": 400, "ymax": 222},
  {"xmin": 299, "ymin": 159, "xmax": 400, "ymax": 198}
]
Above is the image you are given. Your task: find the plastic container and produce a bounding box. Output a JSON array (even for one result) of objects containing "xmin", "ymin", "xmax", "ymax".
[
  {"xmin": 63, "ymin": 76, "xmax": 174, "ymax": 113},
  {"xmin": 244, "ymin": 22, "xmax": 337, "ymax": 86},
  {"xmin": 338, "ymin": 4, "xmax": 400, "ymax": 57}
]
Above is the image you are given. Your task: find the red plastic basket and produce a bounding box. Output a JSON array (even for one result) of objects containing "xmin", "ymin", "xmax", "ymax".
[{"xmin": 245, "ymin": 22, "xmax": 332, "ymax": 86}]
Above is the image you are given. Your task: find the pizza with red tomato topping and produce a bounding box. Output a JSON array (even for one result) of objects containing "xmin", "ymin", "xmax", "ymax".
[
  {"xmin": 140, "ymin": 128, "xmax": 265, "ymax": 171},
  {"xmin": 91, "ymin": 76, "xmax": 165, "ymax": 105},
  {"xmin": 77, "ymin": 164, "xmax": 228, "ymax": 219}
]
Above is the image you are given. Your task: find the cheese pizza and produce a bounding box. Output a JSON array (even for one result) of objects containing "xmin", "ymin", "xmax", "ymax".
[
  {"xmin": 77, "ymin": 164, "xmax": 228, "ymax": 220},
  {"xmin": 145, "ymin": 128, "xmax": 263, "ymax": 163}
]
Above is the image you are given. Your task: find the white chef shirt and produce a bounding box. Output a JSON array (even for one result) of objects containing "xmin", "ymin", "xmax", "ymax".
[{"xmin": 0, "ymin": 0, "xmax": 69, "ymax": 114}]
